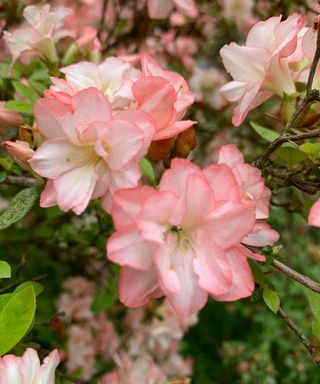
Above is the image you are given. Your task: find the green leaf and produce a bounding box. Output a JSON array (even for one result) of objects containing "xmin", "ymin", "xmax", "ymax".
[
  {"xmin": 250, "ymin": 122, "xmax": 280, "ymax": 142},
  {"xmin": 0, "ymin": 171, "xmax": 7, "ymax": 183},
  {"xmin": 300, "ymin": 142, "xmax": 320, "ymax": 160},
  {"xmin": 4, "ymin": 100, "xmax": 33, "ymax": 115},
  {"xmin": 275, "ymin": 146, "xmax": 308, "ymax": 168},
  {"xmin": 249, "ymin": 260, "xmax": 265, "ymax": 285},
  {"xmin": 312, "ymin": 320, "xmax": 320, "ymax": 340},
  {"xmin": 307, "ymin": 290, "xmax": 320, "ymax": 320},
  {"xmin": 0, "ymin": 261, "xmax": 11, "ymax": 279},
  {"xmin": 263, "ymin": 288, "xmax": 280, "ymax": 313},
  {"xmin": 0, "ymin": 293, "xmax": 14, "ymax": 311},
  {"xmin": 139, "ymin": 158, "xmax": 157, "ymax": 186},
  {"xmin": 0, "ymin": 286, "xmax": 36, "ymax": 355},
  {"xmin": 0, "ymin": 186, "xmax": 41, "ymax": 231},
  {"xmin": 15, "ymin": 281, "xmax": 43, "ymax": 296},
  {"xmin": 12, "ymin": 81, "xmax": 39, "ymax": 103}
]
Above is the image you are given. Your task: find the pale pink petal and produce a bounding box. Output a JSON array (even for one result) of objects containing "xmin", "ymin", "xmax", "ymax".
[
  {"xmin": 232, "ymin": 84, "xmax": 261, "ymax": 126},
  {"xmin": 71, "ymin": 88, "xmax": 112, "ymax": 126},
  {"xmin": 61, "ymin": 62, "xmax": 101, "ymax": 90},
  {"xmin": 147, "ymin": 0, "xmax": 174, "ymax": 19},
  {"xmin": 111, "ymin": 186, "xmax": 156, "ymax": 229},
  {"xmin": 137, "ymin": 191, "xmax": 179, "ymax": 243},
  {"xmin": 219, "ymin": 81, "xmax": 248, "ymax": 102},
  {"xmin": 153, "ymin": 235, "xmax": 181, "ymax": 293},
  {"xmin": 203, "ymin": 163, "xmax": 240, "ymax": 202},
  {"xmin": 54, "ymin": 163, "xmax": 97, "ymax": 214},
  {"xmin": 115, "ymin": 110, "xmax": 155, "ymax": 153},
  {"xmin": 246, "ymin": 16, "xmax": 281, "ymax": 50},
  {"xmin": 212, "ymin": 246, "xmax": 255, "ymax": 301},
  {"xmin": 37, "ymin": 349, "xmax": 60, "ymax": 384},
  {"xmin": 132, "ymin": 76, "xmax": 176, "ymax": 132},
  {"xmin": 166, "ymin": 246, "xmax": 208, "ymax": 316},
  {"xmin": 0, "ymin": 355, "xmax": 22, "ymax": 384},
  {"xmin": 191, "ymin": 229, "xmax": 232, "ymax": 296},
  {"xmin": 96, "ymin": 119, "xmax": 145, "ymax": 170},
  {"xmin": 174, "ymin": 0, "xmax": 198, "ymax": 18},
  {"xmin": 119, "ymin": 266, "xmax": 162, "ymax": 307},
  {"xmin": 218, "ymin": 144, "xmax": 244, "ymax": 166},
  {"xmin": 29, "ymin": 139, "xmax": 91, "ymax": 179},
  {"xmin": 40, "ymin": 180, "xmax": 58, "ymax": 209},
  {"xmin": 107, "ymin": 229, "xmax": 156, "ymax": 270},
  {"xmin": 242, "ymin": 222, "xmax": 279, "ymax": 246},
  {"xmin": 220, "ymin": 43, "xmax": 270, "ymax": 83},
  {"xmin": 34, "ymin": 98, "xmax": 69, "ymax": 139},
  {"xmin": 153, "ymin": 119, "xmax": 196, "ymax": 140},
  {"xmin": 205, "ymin": 201, "xmax": 256, "ymax": 249},
  {"xmin": 308, "ymin": 198, "xmax": 320, "ymax": 227},
  {"xmin": 19, "ymin": 348, "xmax": 40, "ymax": 383}
]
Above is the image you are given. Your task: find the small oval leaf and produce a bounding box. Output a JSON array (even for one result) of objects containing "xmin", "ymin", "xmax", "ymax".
[{"xmin": 263, "ymin": 288, "xmax": 280, "ymax": 313}]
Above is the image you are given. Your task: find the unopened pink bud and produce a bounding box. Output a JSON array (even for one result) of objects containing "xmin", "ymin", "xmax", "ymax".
[{"xmin": 2, "ymin": 140, "xmax": 34, "ymax": 171}]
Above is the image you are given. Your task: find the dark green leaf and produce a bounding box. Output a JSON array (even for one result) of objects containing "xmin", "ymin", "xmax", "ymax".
[
  {"xmin": 12, "ymin": 81, "xmax": 39, "ymax": 103},
  {"xmin": 0, "ymin": 186, "xmax": 41, "ymax": 231}
]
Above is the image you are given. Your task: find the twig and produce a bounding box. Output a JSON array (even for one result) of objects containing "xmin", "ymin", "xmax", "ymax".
[
  {"xmin": 0, "ymin": 273, "xmax": 47, "ymax": 294},
  {"xmin": 283, "ymin": 89, "xmax": 320, "ymax": 133},
  {"xmin": 4, "ymin": 175, "xmax": 43, "ymax": 188},
  {"xmin": 253, "ymin": 127, "xmax": 320, "ymax": 169},
  {"xmin": 272, "ymin": 259, "xmax": 320, "ymax": 293},
  {"xmin": 277, "ymin": 307, "xmax": 315, "ymax": 359},
  {"xmin": 307, "ymin": 17, "xmax": 320, "ymax": 93}
]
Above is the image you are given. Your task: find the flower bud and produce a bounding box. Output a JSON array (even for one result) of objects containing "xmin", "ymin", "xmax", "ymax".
[
  {"xmin": 173, "ymin": 127, "xmax": 196, "ymax": 158},
  {"xmin": 2, "ymin": 140, "xmax": 34, "ymax": 172}
]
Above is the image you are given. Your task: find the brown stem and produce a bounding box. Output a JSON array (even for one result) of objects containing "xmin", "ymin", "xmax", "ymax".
[
  {"xmin": 3, "ymin": 175, "xmax": 43, "ymax": 188},
  {"xmin": 307, "ymin": 18, "xmax": 320, "ymax": 93},
  {"xmin": 253, "ymin": 127, "xmax": 320, "ymax": 169},
  {"xmin": 277, "ymin": 307, "xmax": 315, "ymax": 360},
  {"xmin": 272, "ymin": 259, "xmax": 320, "ymax": 293}
]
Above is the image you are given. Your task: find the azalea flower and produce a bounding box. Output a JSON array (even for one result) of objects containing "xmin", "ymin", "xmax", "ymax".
[
  {"xmin": 4, "ymin": 4, "xmax": 72, "ymax": 63},
  {"xmin": 48, "ymin": 56, "xmax": 142, "ymax": 109},
  {"xmin": 220, "ymin": 14, "xmax": 306, "ymax": 126},
  {"xmin": 107, "ymin": 148, "xmax": 279, "ymax": 316},
  {"xmin": 0, "ymin": 348, "xmax": 60, "ymax": 384},
  {"xmin": 308, "ymin": 198, "xmax": 320, "ymax": 227},
  {"xmin": 133, "ymin": 54, "xmax": 196, "ymax": 140},
  {"xmin": 147, "ymin": 0, "xmax": 198, "ymax": 19},
  {"xmin": 29, "ymin": 88, "xmax": 155, "ymax": 214}
]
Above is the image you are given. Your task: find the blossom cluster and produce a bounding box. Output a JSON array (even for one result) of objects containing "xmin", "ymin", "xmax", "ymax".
[{"xmin": 56, "ymin": 276, "xmax": 196, "ymax": 382}]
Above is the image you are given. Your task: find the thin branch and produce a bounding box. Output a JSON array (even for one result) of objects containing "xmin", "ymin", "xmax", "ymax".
[
  {"xmin": 307, "ymin": 17, "xmax": 320, "ymax": 93},
  {"xmin": 4, "ymin": 175, "xmax": 43, "ymax": 188},
  {"xmin": 272, "ymin": 259, "xmax": 320, "ymax": 293},
  {"xmin": 283, "ymin": 89, "xmax": 320, "ymax": 133},
  {"xmin": 253, "ymin": 127, "xmax": 320, "ymax": 169},
  {"xmin": 277, "ymin": 307, "xmax": 315, "ymax": 359}
]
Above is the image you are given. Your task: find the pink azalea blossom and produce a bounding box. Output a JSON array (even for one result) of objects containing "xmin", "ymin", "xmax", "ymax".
[
  {"xmin": 29, "ymin": 88, "xmax": 155, "ymax": 214},
  {"xmin": 189, "ymin": 67, "xmax": 228, "ymax": 110},
  {"xmin": 107, "ymin": 148, "xmax": 278, "ymax": 316},
  {"xmin": 4, "ymin": 4, "xmax": 73, "ymax": 63},
  {"xmin": 98, "ymin": 354, "xmax": 166, "ymax": 384},
  {"xmin": 220, "ymin": 14, "xmax": 306, "ymax": 126},
  {"xmin": 0, "ymin": 348, "xmax": 60, "ymax": 384},
  {"xmin": 308, "ymin": 198, "xmax": 320, "ymax": 227},
  {"xmin": 48, "ymin": 57, "xmax": 141, "ymax": 109},
  {"xmin": 132, "ymin": 54, "xmax": 196, "ymax": 140},
  {"xmin": 147, "ymin": 0, "xmax": 198, "ymax": 19}
]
